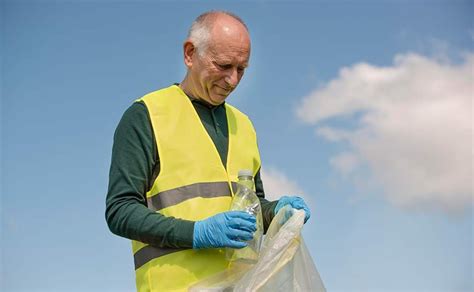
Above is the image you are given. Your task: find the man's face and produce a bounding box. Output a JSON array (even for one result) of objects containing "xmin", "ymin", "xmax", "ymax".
[{"xmin": 185, "ymin": 19, "xmax": 251, "ymax": 105}]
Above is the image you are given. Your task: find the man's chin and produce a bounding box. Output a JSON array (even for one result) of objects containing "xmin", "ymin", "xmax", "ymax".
[{"xmin": 210, "ymin": 93, "xmax": 228, "ymax": 105}]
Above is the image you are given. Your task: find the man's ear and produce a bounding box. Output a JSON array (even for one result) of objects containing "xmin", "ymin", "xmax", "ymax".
[{"xmin": 183, "ymin": 41, "xmax": 195, "ymax": 68}]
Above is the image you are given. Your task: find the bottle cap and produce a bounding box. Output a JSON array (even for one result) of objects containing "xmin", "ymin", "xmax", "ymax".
[{"xmin": 238, "ymin": 169, "xmax": 253, "ymax": 178}]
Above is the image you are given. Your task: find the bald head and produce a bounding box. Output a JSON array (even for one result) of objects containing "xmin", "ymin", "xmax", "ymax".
[{"xmin": 187, "ymin": 11, "xmax": 250, "ymax": 56}]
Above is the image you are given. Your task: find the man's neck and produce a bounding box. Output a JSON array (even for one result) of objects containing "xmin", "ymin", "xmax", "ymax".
[{"xmin": 178, "ymin": 77, "xmax": 193, "ymax": 97}]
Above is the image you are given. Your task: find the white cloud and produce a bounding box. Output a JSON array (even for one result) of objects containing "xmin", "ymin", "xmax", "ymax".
[
  {"xmin": 296, "ymin": 52, "xmax": 473, "ymax": 214},
  {"xmin": 330, "ymin": 152, "xmax": 360, "ymax": 176},
  {"xmin": 260, "ymin": 167, "xmax": 306, "ymax": 202}
]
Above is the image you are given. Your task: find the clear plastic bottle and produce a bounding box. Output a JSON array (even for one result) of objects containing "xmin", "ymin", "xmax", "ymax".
[{"xmin": 226, "ymin": 170, "xmax": 264, "ymax": 263}]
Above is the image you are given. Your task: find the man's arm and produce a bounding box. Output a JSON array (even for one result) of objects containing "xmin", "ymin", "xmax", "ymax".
[{"xmin": 105, "ymin": 102, "xmax": 194, "ymax": 248}]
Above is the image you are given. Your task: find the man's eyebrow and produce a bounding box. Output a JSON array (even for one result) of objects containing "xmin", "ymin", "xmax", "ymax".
[
  {"xmin": 212, "ymin": 58, "xmax": 228, "ymax": 64},
  {"xmin": 214, "ymin": 60, "xmax": 249, "ymax": 68}
]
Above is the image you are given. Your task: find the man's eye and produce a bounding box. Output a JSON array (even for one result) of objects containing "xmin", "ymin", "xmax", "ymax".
[{"xmin": 216, "ymin": 63, "xmax": 232, "ymax": 70}]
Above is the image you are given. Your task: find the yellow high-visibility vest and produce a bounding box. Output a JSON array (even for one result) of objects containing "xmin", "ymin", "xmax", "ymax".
[{"xmin": 132, "ymin": 85, "xmax": 261, "ymax": 291}]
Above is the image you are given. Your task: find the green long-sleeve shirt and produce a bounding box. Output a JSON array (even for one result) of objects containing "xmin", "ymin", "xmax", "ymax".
[{"xmin": 105, "ymin": 91, "xmax": 277, "ymax": 248}]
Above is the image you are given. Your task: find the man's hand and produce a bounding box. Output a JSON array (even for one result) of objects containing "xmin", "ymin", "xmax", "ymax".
[
  {"xmin": 193, "ymin": 211, "xmax": 256, "ymax": 249},
  {"xmin": 274, "ymin": 196, "xmax": 311, "ymax": 223}
]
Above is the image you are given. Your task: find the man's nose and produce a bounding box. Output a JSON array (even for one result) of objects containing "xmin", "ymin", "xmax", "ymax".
[{"xmin": 225, "ymin": 68, "xmax": 239, "ymax": 88}]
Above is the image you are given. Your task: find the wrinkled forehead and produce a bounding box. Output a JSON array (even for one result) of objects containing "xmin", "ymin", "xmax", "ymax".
[
  {"xmin": 206, "ymin": 28, "xmax": 250, "ymax": 61},
  {"xmin": 206, "ymin": 39, "xmax": 251, "ymax": 65}
]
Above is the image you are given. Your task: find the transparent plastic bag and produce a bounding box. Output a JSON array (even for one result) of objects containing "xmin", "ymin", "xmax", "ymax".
[{"xmin": 189, "ymin": 205, "xmax": 326, "ymax": 292}]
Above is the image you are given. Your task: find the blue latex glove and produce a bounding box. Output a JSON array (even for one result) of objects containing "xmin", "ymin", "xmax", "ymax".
[
  {"xmin": 274, "ymin": 196, "xmax": 311, "ymax": 223},
  {"xmin": 193, "ymin": 211, "xmax": 257, "ymax": 249}
]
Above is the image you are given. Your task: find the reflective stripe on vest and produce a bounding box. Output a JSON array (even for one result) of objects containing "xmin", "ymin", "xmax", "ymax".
[
  {"xmin": 147, "ymin": 181, "xmax": 240, "ymax": 211},
  {"xmin": 132, "ymin": 85, "xmax": 261, "ymax": 292},
  {"xmin": 134, "ymin": 245, "xmax": 187, "ymax": 270}
]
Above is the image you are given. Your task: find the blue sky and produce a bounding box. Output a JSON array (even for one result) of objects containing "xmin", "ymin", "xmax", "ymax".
[{"xmin": 2, "ymin": 1, "xmax": 472, "ymax": 291}]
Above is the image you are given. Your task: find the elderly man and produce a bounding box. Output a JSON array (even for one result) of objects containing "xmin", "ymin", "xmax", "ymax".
[{"xmin": 106, "ymin": 10, "xmax": 310, "ymax": 291}]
